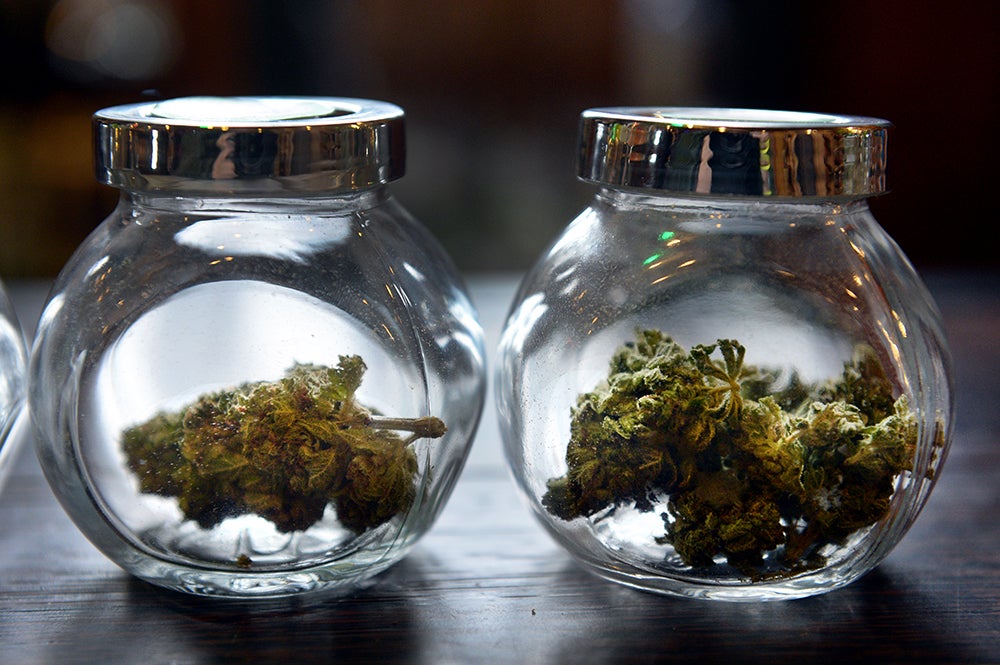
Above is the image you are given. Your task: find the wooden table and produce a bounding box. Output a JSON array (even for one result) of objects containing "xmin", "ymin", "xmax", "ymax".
[{"xmin": 2, "ymin": 273, "xmax": 998, "ymax": 664}]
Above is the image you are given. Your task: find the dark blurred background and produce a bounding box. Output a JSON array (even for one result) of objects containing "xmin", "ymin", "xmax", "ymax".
[{"xmin": 0, "ymin": 0, "xmax": 996, "ymax": 278}]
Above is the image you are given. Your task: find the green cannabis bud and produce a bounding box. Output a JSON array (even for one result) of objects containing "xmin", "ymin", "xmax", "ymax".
[
  {"xmin": 543, "ymin": 330, "xmax": 919, "ymax": 577},
  {"xmin": 122, "ymin": 356, "xmax": 446, "ymax": 534}
]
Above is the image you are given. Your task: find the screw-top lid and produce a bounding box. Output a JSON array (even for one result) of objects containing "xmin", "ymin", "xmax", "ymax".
[
  {"xmin": 578, "ymin": 108, "xmax": 890, "ymax": 197},
  {"xmin": 94, "ymin": 96, "xmax": 405, "ymax": 193}
]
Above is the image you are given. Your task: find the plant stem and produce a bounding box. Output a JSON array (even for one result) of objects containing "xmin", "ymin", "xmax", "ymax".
[{"xmin": 368, "ymin": 415, "xmax": 448, "ymax": 442}]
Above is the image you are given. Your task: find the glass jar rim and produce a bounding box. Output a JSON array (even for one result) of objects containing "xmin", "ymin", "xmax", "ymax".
[
  {"xmin": 94, "ymin": 96, "xmax": 405, "ymax": 194},
  {"xmin": 578, "ymin": 106, "xmax": 890, "ymax": 197}
]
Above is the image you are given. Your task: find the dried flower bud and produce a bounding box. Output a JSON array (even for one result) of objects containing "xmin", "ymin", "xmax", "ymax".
[
  {"xmin": 122, "ymin": 356, "xmax": 445, "ymax": 534},
  {"xmin": 545, "ymin": 330, "xmax": 918, "ymax": 577}
]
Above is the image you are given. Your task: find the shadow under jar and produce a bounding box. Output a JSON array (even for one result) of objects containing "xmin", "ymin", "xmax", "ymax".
[
  {"xmin": 30, "ymin": 97, "xmax": 486, "ymax": 598},
  {"xmin": 496, "ymin": 107, "xmax": 953, "ymax": 601}
]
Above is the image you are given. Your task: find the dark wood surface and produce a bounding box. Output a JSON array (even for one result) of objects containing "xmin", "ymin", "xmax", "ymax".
[{"xmin": 2, "ymin": 272, "xmax": 998, "ymax": 665}]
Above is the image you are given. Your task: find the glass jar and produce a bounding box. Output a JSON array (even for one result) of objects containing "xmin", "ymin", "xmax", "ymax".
[
  {"xmin": 0, "ymin": 279, "xmax": 26, "ymax": 494},
  {"xmin": 30, "ymin": 97, "xmax": 486, "ymax": 598},
  {"xmin": 497, "ymin": 108, "xmax": 953, "ymax": 601}
]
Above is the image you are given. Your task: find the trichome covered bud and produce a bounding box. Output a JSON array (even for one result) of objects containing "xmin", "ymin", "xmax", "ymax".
[
  {"xmin": 122, "ymin": 356, "xmax": 445, "ymax": 534},
  {"xmin": 544, "ymin": 330, "xmax": 921, "ymax": 577}
]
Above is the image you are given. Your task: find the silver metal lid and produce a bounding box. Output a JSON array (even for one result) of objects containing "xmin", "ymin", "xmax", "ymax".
[
  {"xmin": 578, "ymin": 107, "xmax": 890, "ymax": 197},
  {"xmin": 94, "ymin": 96, "xmax": 405, "ymax": 193}
]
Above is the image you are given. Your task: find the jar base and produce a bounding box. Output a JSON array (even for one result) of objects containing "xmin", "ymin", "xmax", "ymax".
[
  {"xmin": 126, "ymin": 551, "xmax": 404, "ymax": 599},
  {"xmin": 584, "ymin": 563, "xmax": 860, "ymax": 602}
]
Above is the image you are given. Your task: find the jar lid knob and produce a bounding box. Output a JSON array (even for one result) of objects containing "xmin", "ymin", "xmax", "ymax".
[
  {"xmin": 94, "ymin": 96, "xmax": 405, "ymax": 193},
  {"xmin": 578, "ymin": 107, "xmax": 890, "ymax": 197}
]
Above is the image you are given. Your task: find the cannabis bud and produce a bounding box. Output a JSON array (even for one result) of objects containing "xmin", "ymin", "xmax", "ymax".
[
  {"xmin": 122, "ymin": 356, "xmax": 446, "ymax": 534},
  {"xmin": 543, "ymin": 330, "xmax": 920, "ymax": 577}
]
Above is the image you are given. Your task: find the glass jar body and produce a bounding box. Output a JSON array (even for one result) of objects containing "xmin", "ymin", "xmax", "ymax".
[
  {"xmin": 497, "ymin": 188, "xmax": 952, "ymax": 601},
  {"xmin": 31, "ymin": 187, "xmax": 486, "ymax": 597},
  {"xmin": 0, "ymin": 280, "xmax": 26, "ymax": 493}
]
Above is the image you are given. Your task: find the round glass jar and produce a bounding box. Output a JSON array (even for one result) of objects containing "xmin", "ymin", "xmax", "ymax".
[
  {"xmin": 30, "ymin": 97, "xmax": 486, "ymax": 598},
  {"xmin": 496, "ymin": 107, "xmax": 953, "ymax": 601},
  {"xmin": 0, "ymin": 279, "xmax": 27, "ymax": 494}
]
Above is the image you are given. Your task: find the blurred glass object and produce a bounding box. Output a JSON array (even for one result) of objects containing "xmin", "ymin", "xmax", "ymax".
[
  {"xmin": 621, "ymin": 0, "xmax": 713, "ymax": 103},
  {"xmin": 0, "ymin": 280, "xmax": 27, "ymax": 496},
  {"xmin": 45, "ymin": 0, "xmax": 181, "ymax": 83}
]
